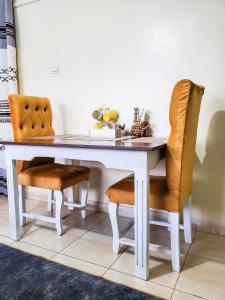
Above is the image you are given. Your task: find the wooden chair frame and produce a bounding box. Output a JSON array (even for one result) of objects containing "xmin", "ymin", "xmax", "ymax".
[
  {"xmin": 19, "ymin": 180, "xmax": 90, "ymax": 235},
  {"xmin": 108, "ymin": 196, "xmax": 192, "ymax": 272}
]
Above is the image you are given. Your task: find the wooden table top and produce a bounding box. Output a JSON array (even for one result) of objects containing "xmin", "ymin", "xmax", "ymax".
[{"xmin": 1, "ymin": 135, "xmax": 167, "ymax": 152}]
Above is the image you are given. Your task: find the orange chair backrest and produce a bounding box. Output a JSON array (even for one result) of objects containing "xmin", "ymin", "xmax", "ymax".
[
  {"xmin": 166, "ymin": 80, "xmax": 204, "ymax": 209},
  {"xmin": 9, "ymin": 94, "xmax": 55, "ymax": 173}
]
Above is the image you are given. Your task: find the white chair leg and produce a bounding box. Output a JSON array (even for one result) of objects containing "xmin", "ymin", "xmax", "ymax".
[
  {"xmin": 47, "ymin": 190, "xmax": 54, "ymax": 212},
  {"xmin": 170, "ymin": 212, "xmax": 180, "ymax": 272},
  {"xmin": 18, "ymin": 185, "xmax": 26, "ymax": 227},
  {"xmin": 108, "ymin": 202, "xmax": 120, "ymax": 254},
  {"xmin": 55, "ymin": 191, "xmax": 64, "ymax": 236},
  {"xmin": 80, "ymin": 181, "xmax": 90, "ymax": 219},
  {"xmin": 67, "ymin": 187, "xmax": 75, "ymax": 211},
  {"xmin": 183, "ymin": 196, "xmax": 192, "ymax": 244}
]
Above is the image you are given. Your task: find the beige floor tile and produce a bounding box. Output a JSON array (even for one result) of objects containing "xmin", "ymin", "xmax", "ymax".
[
  {"xmin": 21, "ymin": 226, "xmax": 86, "ymax": 252},
  {"xmin": 33, "ymin": 201, "xmax": 107, "ymax": 228},
  {"xmin": 27, "ymin": 201, "xmax": 58, "ymax": 217},
  {"xmin": 61, "ymin": 231, "xmax": 120, "ymax": 268},
  {"xmin": 0, "ymin": 209, "xmax": 42, "ymax": 238},
  {"xmin": 11, "ymin": 241, "xmax": 55, "ymax": 259},
  {"xmin": 172, "ymin": 290, "xmax": 206, "ymax": 300},
  {"xmin": 91, "ymin": 215, "xmax": 133, "ymax": 237},
  {"xmin": 0, "ymin": 196, "xmax": 43, "ymax": 212},
  {"xmin": 2, "ymin": 196, "xmax": 103, "ymax": 234},
  {"xmin": 176, "ymin": 254, "xmax": 225, "ymax": 300},
  {"xmin": 31, "ymin": 203, "xmax": 107, "ymax": 233},
  {"xmin": 0, "ymin": 210, "xmax": 11, "ymax": 236},
  {"xmin": 0, "ymin": 196, "xmax": 8, "ymax": 211},
  {"xmin": 0, "ymin": 234, "xmax": 14, "ymax": 245},
  {"xmin": 111, "ymin": 248, "xmax": 179, "ymax": 288},
  {"xmin": 21, "ymin": 222, "xmax": 43, "ymax": 236},
  {"xmin": 26, "ymin": 198, "xmax": 44, "ymax": 211},
  {"xmin": 63, "ymin": 210, "xmax": 107, "ymax": 231},
  {"xmin": 103, "ymin": 269, "xmax": 173, "ymax": 300},
  {"xmin": 190, "ymin": 231, "xmax": 225, "ymax": 263},
  {"xmin": 148, "ymin": 225, "xmax": 192, "ymax": 260},
  {"xmin": 93, "ymin": 218, "xmax": 191, "ymax": 261},
  {"xmin": 51, "ymin": 254, "xmax": 107, "ymax": 277}
]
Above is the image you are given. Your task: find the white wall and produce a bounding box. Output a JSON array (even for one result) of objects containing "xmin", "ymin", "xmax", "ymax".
[{"xmin": 14, "ymin": 0, "xmax": 225, "ymax": 233}]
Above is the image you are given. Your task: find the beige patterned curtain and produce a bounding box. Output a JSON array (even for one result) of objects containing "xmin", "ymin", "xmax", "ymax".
[{"xmin": 0, "ymin": 0, "xmax": 18, "ymax": 195}]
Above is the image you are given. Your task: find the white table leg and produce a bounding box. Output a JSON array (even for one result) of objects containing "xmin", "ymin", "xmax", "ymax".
[
  {"xmin": 134, "ymin": 161, "xmax": 150, "ymax": 280},
  {"xmin": 6, "ymin": 159, "xmax": 21, "ymax": 240},
  {"xmin": 65, "ymin": 159, "xmax": 75, "ymax": 210}
]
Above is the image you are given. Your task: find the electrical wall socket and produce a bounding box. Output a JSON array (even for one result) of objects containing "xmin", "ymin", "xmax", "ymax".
[{"xmin": 51, "ymin": 65, "xmax": 60, "ymax": 75}]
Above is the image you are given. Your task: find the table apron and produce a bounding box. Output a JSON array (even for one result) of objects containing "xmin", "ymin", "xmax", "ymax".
[{"xmin": 4, "ymin": 144, "xmax": 160, "ymax": 171}]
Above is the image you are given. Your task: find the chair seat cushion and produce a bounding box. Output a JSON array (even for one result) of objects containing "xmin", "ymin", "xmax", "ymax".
[
  {"xmin": 18, "ymin": 163, "xmax": 90, "ymax": 191},
  {"xmin": 106, "ymin": 175, "xmax": 180, "ymax": 212}
]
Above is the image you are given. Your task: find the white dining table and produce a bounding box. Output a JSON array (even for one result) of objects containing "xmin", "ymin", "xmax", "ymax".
[{"xmin": 1, "ymin": 135, "xmax": 166, "ymax": 280}]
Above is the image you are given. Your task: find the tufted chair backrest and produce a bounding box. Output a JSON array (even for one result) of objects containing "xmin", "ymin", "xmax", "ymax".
[
  {"xmin": 166, "ymin": 80, "xmax": 204, "ymax": 210},
  {"xmin": 9, "ymin": 94, "xmax": 55, "ymax": 173}
]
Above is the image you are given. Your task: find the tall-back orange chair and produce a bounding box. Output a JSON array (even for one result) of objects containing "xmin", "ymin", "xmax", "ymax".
[
  {"xmin": 9, "ymin": 94, "xmax": 90, "ymax": 235},
  {"xmin": 106, "ymin": 80, "xmax": 204, "ymax": 272}
]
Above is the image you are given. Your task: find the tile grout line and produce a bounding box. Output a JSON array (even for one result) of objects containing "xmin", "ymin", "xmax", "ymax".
[
  {"xmin": 102, "ymin": 245, "xmax": 129, "ymax": 278},
  {"xmin": 49, "ymin": 251, "xmax": 109, "ymax": 270},
  {"xmin": 3, "ymin": 238, "xmax": 57, "ymax": 260},
  {"xmin": 22, "ymin": 223, "xmax": 44, "ymax": 237},
  {"xmin": 60, "ymin": 216, "xmax": 133, "ymax": 277},
  {"xmin": 102, "ymin": 264, "xmax": 175, "ymax": 300},
  {"xmin": 174, "ymin": 288, "xmax": 208, "ymax": 300},
  {"xmin": 4, "ymin": 213, "xmax": 110, "ymax": 268},
  {"xmin": 16, "ymin": 224, "xmax": 91, "ymax": 255},
  {"xmin": 170, "ymin": 229, "xmax": 198, "ymax": 300},
  {"xmin": 10, "ymin": 213, "xmax": 116, "ymax": 272},
  {"xmin": 8, "ymin": 219, "xmax": 90, "ymax": 254},
  {"xmin": 16, "ymin": 209, "xmax": 108, "ymax": 254},
  {"xmin": 54, "ymin": 213, "xmax": 108, "ymax": 255},
  {"xmin": 50, "ymin": 213, "xmax": 111, "ymax": 265},
  {"xmin": 102, "ymin": 246, "xmax": 176, "ymax": 294},
  {"xmin": 18, "ymin": 225, "xmax": 225, "ymax": 272},
  {"xmin": 10, "ymin": 239, "xmax": 58, "ymax": 254},
  {"xmin": 0, "ymin": 233, "xmax": 13, "ymax": 239},
  {"xmin": 9, "ymin": 237, "xmax": 103, "ymax": 268}
]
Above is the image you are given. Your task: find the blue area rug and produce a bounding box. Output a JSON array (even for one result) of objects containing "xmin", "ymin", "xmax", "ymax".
[{"xmin": 0, "ymin": 244, "xmax": 161, "ymax": 300}]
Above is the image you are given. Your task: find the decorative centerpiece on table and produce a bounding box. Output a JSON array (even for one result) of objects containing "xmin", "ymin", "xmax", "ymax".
[
  {"xmin": 131, "ymin": 107, "xmax": 150, "ymax": 137},
  {"xmin": 90, "ymin": 104, "xmax": 121, "ymax": 138},
  {"xmin": 90, "ymin": 105, "xmax": 150, "ymax": 139}
]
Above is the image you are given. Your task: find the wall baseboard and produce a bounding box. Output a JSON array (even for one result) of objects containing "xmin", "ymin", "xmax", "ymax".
[
  {"xmin": 13, "ymin": 0, "xmax": 41, "ymax": 8},
  {"xmin": 25, "ymin": 190, "xmax": 225, "ymax": 237},
  {"xmin": 192, "ymin": 218, "xmax": 225, "ymax": 237}
]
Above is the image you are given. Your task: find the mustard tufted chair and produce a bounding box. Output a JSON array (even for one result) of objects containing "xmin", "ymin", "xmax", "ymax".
[
  {"xmin": 106, "ymin": 79, "xmax": 204, "ymax": 272},
  {"xmin": 9, "ymin": 94, "xmax": 91, "ymax": 235}
]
